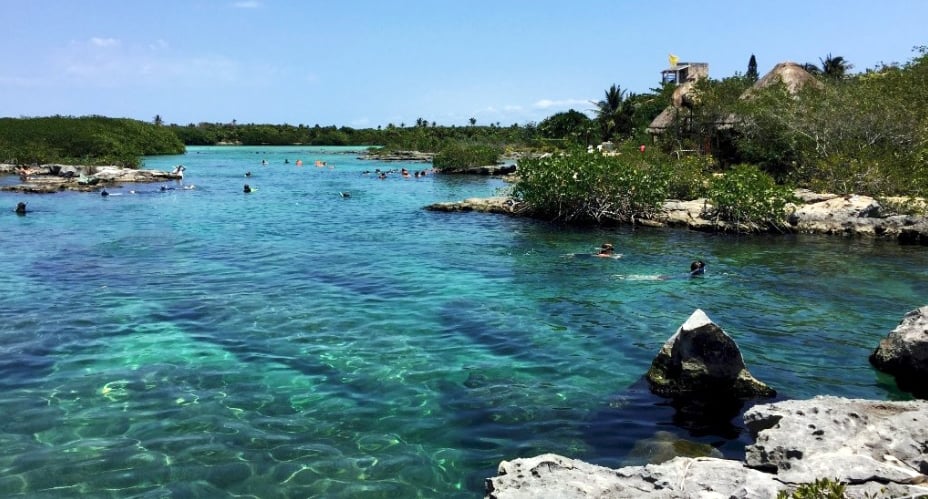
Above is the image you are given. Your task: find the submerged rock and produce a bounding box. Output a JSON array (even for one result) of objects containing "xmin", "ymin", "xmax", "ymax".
[
  {"xmin": 646, "ymin": 309, "xmax": 775, "ymax": 399},
  {"xmin": 624, "ymin": 430, "xmax": 722, "ymax": 465},
  {"xmin": 869, "ymin": 305, "xmax": 928, "ymax": 398}
]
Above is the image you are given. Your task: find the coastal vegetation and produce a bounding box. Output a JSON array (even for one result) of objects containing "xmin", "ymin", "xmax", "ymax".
[
  {"xmin": 3, "ymin": 48, "xmax": 925, "ymax": 226},
  {"xmin": 0, "ymin": 116, "xmax": 184, "ymax": 168}
]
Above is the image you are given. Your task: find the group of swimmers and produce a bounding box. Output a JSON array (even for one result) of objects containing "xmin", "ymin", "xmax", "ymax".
[
  {"xmin": 362, "ymin": 167, "xmax": 436, "ymax": 180},
  {"xmin": 593, "ymin": 241, "xmax": 706, "ymax": 278}
]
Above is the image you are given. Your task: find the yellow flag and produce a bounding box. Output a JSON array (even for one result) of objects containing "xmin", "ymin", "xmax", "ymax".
[{"xmin": 669, "ymin": 53, "xmax": 679, "ymax": 68}]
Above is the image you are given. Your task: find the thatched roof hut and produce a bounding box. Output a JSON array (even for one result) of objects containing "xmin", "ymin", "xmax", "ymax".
[
  {"xmin": 742, "ymin": 61, "xmax": 822, "ymax": 98},
  {"xmin": 648, "ymin": 61, "xmax": 823, "ymax": 134}
]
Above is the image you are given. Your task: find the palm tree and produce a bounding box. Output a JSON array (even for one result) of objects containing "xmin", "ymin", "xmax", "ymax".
[
  {"xmin": 593, "ymin": 84, "xmax": 633, "ymax": 142},
  {"xmin": 803, "ymin": 53, "xmax": 853, "ymax": 80},
  {"xmin": 820, "ymin": 53, "xmax": 852, "ymax": 79}
]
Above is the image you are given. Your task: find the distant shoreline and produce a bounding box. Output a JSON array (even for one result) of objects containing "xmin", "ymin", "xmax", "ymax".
[{"xmin": 426, "ymin": 191, "xmax": 928, "ymax": 244}]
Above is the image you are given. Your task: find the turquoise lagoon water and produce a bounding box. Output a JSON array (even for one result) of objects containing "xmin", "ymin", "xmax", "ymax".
[{"xmin": 1, "ymin": 145, "xmax": 926, "ymax": 497}]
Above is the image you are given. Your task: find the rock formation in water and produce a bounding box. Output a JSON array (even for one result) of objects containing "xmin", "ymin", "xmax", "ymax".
[
  {"xmin": 870, "ymin": 305, "xmax": 928, "ymax": 398},
  {"xmin": 646, "ymin": 309, "xmax": 775, "ymax": 399},
  {"xmin": 485, "ymin": 396, "xmax": 928, "ymax": 498}
]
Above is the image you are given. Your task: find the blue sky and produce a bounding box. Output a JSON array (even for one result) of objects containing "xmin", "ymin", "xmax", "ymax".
[{"xmin": 1, "ymin": 0, "xmax": 925, "ymax": 127}]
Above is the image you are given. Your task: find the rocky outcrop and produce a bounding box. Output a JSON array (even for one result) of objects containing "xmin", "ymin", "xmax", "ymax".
[
  {"xmin": 360, "ymin": 150, "xmax": 434, "ymax": 162},
  {"xmin": 438, "ymin": 164, "xmax": 516, "ymax": 175},
  {"xmin": 870, "ymin": 306, "xmax": 928, "ymax": 398},
  {"xmin": 646, "ymin": 309, "xmax": 775, "ymax": 399},
  {"xmin": 431, "ymin": 190, "xmax": 928, "ymax": 243},
  {"xmin": 485, "ymin": 454, "xmax": 782, "ymax": 499},
  {"xmin": 744, "ymin": 396, "xmax": 928, "ymax": 497},
  {"xmin": 0, "ymin": 164, "xmax": 183, "ymax": 193},
  {"xmin": 425, "ymin": 196, "xmax": 526, "ymax": 215},
  {"xmin": 485, "ymin": 397, "xmax": 928, "ymax": 498}
]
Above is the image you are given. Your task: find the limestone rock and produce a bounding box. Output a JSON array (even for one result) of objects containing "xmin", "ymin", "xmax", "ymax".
[
  {"xmin": 869, "ymin": 306, "xmax": 928, "ymax": 398},
  {"xmin": 484, "ymin": 454, "xmax": 783, "ymax": 499},
  {"xmin": 438, "ymin": 164, "xmax": 516, "ymax": 175},
  {"xmin": 744, "ymin": 396, "xmax": 928, "ymax": 496},
  {"xmin": 646, "ymin": 309, "xmax": 775, "ymax": 399}
]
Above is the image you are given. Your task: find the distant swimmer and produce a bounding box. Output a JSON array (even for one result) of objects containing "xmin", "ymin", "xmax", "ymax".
[
  {"xmin": 261, "ymin": 159, "xmax": 268, "ymax": 166},
  {"xmin": 339, "ymin": 191, "xmax": 351, "ymax": 198},
  {"xmin": 243, "ymin": 184, "xmax": 252, "ymax": 193},
  {"xmin": 285, "ymin": 159, "xmax": 290, "ymax": 164},
  {"xmin": 690, "ymin": 260, "xmax": 706, "ymax": 276},
  {"xmin": 15, "ymin": 201, "xmax": 27, "ymax": 215},
  {"xmin": 245, "ymin": 171, "xmax": 252, "ymax": 177},
  {"xmin": 101, "ymin": 189, "xmax": 109, "ymax": 197},
  {"xmin": 296, "ymin": 159, "xmax": 303, "ymax": 166},
  {"xmin": 595, "ymin": 243, "xmax": 616, "ymax": 258}
]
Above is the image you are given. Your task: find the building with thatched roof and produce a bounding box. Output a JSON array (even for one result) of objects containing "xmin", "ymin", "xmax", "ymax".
[
  {"xmin": 647, "ymin": 61, "xmax": 822, "ymax": 135},
  {"xmin": 742, "ymin": 61, "xmax": 822, "ymax": 98},
  {"xmin": 647, "ymin": 61, "xmax": 709, "ymax": 135}
]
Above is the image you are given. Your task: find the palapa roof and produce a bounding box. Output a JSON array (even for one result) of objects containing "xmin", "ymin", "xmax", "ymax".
[
  {"xmin": 648, "ymin": 61, "xmax": 823, "ymax": 133},
  {"xmin": 742, "ymin": 61, "xmax": 822, "ymax": 98}
]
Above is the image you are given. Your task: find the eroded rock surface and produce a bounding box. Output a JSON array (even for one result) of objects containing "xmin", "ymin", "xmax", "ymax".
[
  {"xmin": 646, "ymin": 309, "xmax": 775, "ymax": 399},
  {"xmin": 870, "ymin": 306, "xmax": 928, "ymax": 398}
]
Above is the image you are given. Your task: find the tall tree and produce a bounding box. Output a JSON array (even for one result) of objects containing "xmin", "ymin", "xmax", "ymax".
[
  {"xmin": 746, "ymin": 54, "xmax": 758, "ymax": 82},
  {"xmin": 593, "ymin": 84, "xmax": 634, "ymax": 142},
  {"xmin": 820, "ymin": 53, "xmax": 853, "ymax": 79},
  {"xmin": 153, "ymin": 114, "xmax": 163, "ymax": 126},
  {"xmin": 803, "ymin": 53, "xmax": 853, "ymax": 79}
]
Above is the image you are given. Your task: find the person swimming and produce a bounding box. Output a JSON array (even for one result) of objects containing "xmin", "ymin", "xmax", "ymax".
[
  {"xmin": 101, "ymin": 189, "xmax": 110, "ymax": 197},
  {"xmin": 243, "ymin": 184, "xmax": 252, "ymax": 193},
  {"xmin": 595, "ymin": 243, "xmax": 616, "ymax": 258},
  {"xmin": 15, "ymin": 201, "xmax": 27, "ymax": 215},
  {"xmin": 690, "ymin": 260, "xmax": 706, "ymax": 276}
]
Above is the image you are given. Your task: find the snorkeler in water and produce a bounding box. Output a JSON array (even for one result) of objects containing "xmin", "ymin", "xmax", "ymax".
[{"xmin": 690, "ymin": 260, "xmax": 706, "ymax": 276}]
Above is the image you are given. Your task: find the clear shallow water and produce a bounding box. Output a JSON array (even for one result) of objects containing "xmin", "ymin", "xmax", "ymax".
[{"xmin": 1, "ymin": 145, "xmax": 926, "ymax": 497}]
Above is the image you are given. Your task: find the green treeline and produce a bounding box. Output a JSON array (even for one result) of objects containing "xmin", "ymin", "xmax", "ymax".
[
  {"xmin": 0, "ymin": 116, "xmax": 185, "ymax": 168},
  {"xmin": 511, "ymin": 47, "xmax": 928, "ymax": 227},
  {"xmin": 2, "ymin": 47, "xmax": 925, "ymax": 216},
  {"xmin": 168, "ymin": 121, "xmax": 536, "ymax": 153}
]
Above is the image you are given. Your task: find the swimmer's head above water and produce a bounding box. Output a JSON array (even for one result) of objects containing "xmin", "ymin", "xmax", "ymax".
[{"xmin": 690, "ymin": 260, "xmax": 706, "ymax": 276}]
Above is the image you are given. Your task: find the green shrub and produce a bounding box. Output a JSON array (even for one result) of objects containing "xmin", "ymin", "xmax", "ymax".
[
  {"xmin": 0, "ymin": 116, "xmax": 184, "ymax": 167},
  {"xmin": 706, "ymin": 164, "xmax": 797, "ymax": 230},
  {"xmin": 513, "ymin": 148, "xmax": 670, "ymax": 223},
  {"xmin": 776, "ymin": 478, "xmax": 847, "ymax": 499},
  {"xmin": 433, "ymin": 142, "xmax": 502, "ymax": 170},
  {"xmin": 667, "ymin": 154, "xmax": 712, "ymax": 200}
]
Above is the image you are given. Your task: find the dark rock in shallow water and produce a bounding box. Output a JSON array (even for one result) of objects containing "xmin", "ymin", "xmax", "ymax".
[
  {"xmin": 646, "ymin": 309, "xmax": 775, "ymax": 399},
  {"xmin": 870, "ymin": 305, "xmax": 928, "ymax": 398}
]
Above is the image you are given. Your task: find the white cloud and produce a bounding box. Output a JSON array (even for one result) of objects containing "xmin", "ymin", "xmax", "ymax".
[
  {"xmin": 532, "ymin": 98, "xmax": 589, "ymax": 110},
  {"xmin": 90, "ymin": 37, "xmax": 119, "ymax": 48}
]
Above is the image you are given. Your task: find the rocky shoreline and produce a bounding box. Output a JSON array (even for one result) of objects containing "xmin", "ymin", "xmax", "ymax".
[
  {"xmin": 486, "ymin": 397, "xmax": 928, "ymax": 498},
  {"xmin": 0, "ymin": 163, "xmax": 183, "ymax": 193},
  {"xmin": 486, "ymin": 307, "xmax": 928, "ymax": 498},
  {"xmin": 426, "ymin": 190, "xmax": 928, "ymax": 244}
]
